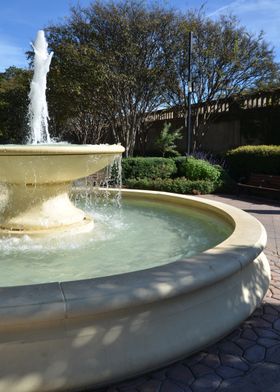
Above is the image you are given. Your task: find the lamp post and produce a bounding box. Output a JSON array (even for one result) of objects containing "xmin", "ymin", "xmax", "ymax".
[{"xmin": 185, "ymin": 31, "xmax": 193, "ymax": 155}]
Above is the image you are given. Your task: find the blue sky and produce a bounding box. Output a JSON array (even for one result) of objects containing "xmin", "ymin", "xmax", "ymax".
[{"xmin": 1, "ymin": 0, "xmax": 280, "ymax": 72}]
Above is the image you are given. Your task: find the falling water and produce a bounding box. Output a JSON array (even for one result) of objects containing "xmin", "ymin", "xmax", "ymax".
[
  {"xmin": 71, "ymin": 154, "xmax": 123, "ymax": 210},
  {"xmin": 28, "ymin": 30, "xmax": 53, "ymax": 144}
]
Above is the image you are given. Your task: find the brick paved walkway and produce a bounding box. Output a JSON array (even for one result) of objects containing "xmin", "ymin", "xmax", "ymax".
[{"xmin": 96, "ymin": 195, "xmax": 280, "ymax": 392}]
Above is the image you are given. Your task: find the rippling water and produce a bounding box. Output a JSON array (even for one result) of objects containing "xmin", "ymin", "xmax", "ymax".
[{"xmin": 0, "ymin": 198, "xmax": 232, "ymax": 287}]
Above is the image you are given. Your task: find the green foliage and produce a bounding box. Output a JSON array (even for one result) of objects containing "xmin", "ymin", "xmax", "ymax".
[
  {"xmin": 172, "ymin": 156, "xmax": 187, "ymax": 176},
  {"xmin": 0, "ymin": 67, "xmax": 31, "ymax": 143},
  {"xmin": 165, "ymin": 12, "xmax": 278, "ymax": 150},
  {"xmin": 125, "ymin": 177, "xmax": 216, "ymax": 194},
  {"xmin": 226, "ymin": 145, "xmax": 280, "ymax": 178},
  {"xmin": 44, "ymin": 1, "xmax": 278, "ymax": 155},
  {"xmin": 121, "ymin": 156, "xmax": 236, "ymax": 194},
  {"xmin": 46, "ymin": 1, "xmax": 176, "ymax": 154},
  {"xmin": 174, "ymin": 156, "xmax": 221, "ymax": 182},
  {"xmin": 155, "ymin": 122, "xmax": 182, "ymax": 157},
  {"xmin": 122, "ymin": 157, "xmax": 177, "ymax": 181},
  {"xmin": 3, "ymin": 2, "xmax": 276, "ymax": 150},
  {"xmin": 213, "ymin": 164, "xmax": 238, "ymax": 193}
]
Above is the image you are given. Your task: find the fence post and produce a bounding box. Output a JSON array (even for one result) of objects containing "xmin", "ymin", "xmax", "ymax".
[{"xmin": 186, "ymin": 31, "xmax": 193, "ymax": 155}]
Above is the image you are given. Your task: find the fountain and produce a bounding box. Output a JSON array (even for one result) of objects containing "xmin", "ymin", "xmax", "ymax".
[
  {"xmin": 0, "ymin": 30, "xmax": 124, "ymax": 235},
  {"xmin": 0, "ymin": 31, "xmax": 270, "ymax": 392}
]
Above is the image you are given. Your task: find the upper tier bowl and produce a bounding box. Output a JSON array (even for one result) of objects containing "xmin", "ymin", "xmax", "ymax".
[
  {"xmin": 0, "ymin": 144, "xmax": 125, "ymax": 184},
  {"xmin": 0, "ymin": 144, "xmax": 125, "ymax": 234}
]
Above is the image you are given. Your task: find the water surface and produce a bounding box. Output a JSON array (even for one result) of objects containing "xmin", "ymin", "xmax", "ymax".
[{"xmin": 0, "ymin": 198, "xmax": 232, "ymax": 287}]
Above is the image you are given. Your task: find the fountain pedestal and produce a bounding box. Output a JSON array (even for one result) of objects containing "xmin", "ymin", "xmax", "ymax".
[
  {"xmin": 0, "ymin": 144, "xmax": 124, "ymax": 235},
  {"xmin": 0, "ymin": 182, "xmax": 93, "ymax": 234}
]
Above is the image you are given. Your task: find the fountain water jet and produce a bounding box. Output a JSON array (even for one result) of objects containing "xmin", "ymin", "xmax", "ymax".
[{"xmin": 28, "ymin": 30, "xmax": 53, "ymax": 144}]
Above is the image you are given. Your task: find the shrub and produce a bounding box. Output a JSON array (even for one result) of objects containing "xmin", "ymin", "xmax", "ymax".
[
  {"xmin": 173, "ymin": 156, "xmax": 186, "ymax": 177},
  {"xmin": 121, "ymin": 156, "xmax": 236, "ymax": 194},
  {"xmin": 174, "ymin": 156, "xmax": 221, "ymax": 182},
  {"xmin": 155, "ymin": 122, "xmax": 182, "ymax": 157},
  {"xmin": 226, "ymin": 145, "xmax": 280, "ymax": 179},
  {"xmin": 213, "ymin": 165, "xmax": 237, "ymax": 193},
  {"xmin": 125, "ymin": 177, "xmax": 217, "ymax": 194},
  {"xmin": 122, "ymin": 157, "xmax": 177, "ymax": 181}
]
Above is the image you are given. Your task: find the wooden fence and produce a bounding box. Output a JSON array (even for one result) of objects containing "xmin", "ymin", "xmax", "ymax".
[{"xmin": 147, "ymin": 89, "xmax": 280, "ymax": 123}]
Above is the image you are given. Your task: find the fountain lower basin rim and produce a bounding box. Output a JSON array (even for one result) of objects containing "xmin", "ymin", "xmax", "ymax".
[{"xmin": 0, "ymin": 190, "xmax": 270, "ymax": 392}]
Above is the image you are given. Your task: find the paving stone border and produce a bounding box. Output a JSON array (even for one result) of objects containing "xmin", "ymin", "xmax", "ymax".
[{"xmin": 94, "ymin": 195, "xmax": 280, "ymax": 392}]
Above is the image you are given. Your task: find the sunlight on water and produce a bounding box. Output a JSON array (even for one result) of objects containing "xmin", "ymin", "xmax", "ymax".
[{"xmin": 0, "ymin": 198, "xmax": 232, "ymax": 287}]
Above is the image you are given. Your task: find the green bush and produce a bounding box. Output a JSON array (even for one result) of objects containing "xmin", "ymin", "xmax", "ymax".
[
  {"xmin": 174, "ymin": 156, "xmax": 221, "ymax": 182},
  {"xmin": 173, "ymin": 156, "xmax": 186, "ymax": 177},
  {"xmin": 213, "ymin": 165, "xmax": 237, "ymax": 193},
  {"xmin": 121, "ymin": 156, "xmax": 236, "ymax": 194},
  {"xmin": 226, "ymin": 145, "xmax": 280, "ymax": 178},
  {"xmin": 125, "ymin": 177, "xmax": 217, "ymax": 194},
  {"xmin": 122, "ymin": 157, "xmax": 177, "ymax": 181}
]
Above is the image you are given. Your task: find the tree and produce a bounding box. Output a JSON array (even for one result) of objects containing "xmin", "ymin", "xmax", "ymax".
[
  {"xmin": 156, "ymin": 122, "xmax": 182, "ymax": 157},
  {"xmin": 28, "ymin": 2, "xmax": 278, "ymax": 154},
  {"xmin": 46, "ymin": 1, "xmax": 176, "ymax": 156},
  {"xmin": 164, "ymin": 11, "xmax": 278, "ymax": 151},
  {"xmin": 0, "ymin": 67, "xmax": 31, "ymax": 143},
  {"xmin": 45, "ymin": 41, "xmax": 110, "ymax": 144}
]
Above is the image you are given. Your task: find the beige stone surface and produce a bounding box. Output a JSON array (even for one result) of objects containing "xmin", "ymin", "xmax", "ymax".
[
  {"xmin": 97, "ymin": 195, "xmax": 280, "ymax": 392},
  {"xmin": 0, "ymin": 144, "xmax": 124, "ymax": 233},
  {"xmin": 0, "ymin": 191, "xmax": 271, "ymax": 392}
]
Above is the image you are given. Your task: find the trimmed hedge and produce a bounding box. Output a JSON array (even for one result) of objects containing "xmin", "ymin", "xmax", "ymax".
[
  {"xmin": 121, "ymin": 156, "xmax": 236, "ymax": 195},
  {"xmin": 122, "ymin": 157, "xmax": 176, "ymax": 180},
  {"xmin": 174, "ymin": 156, "xmax": 221, "ymax": 182},
  {"xmin": 226, "ymin": 145, "xmax": 280, "ymax": 178},
  {"xmin": 214, "ymin": 165, "xmax": 237, "ymax": 193},
  {"xmin": 125, "ymin": 177, "xmax": 216, "ymax": 195}
]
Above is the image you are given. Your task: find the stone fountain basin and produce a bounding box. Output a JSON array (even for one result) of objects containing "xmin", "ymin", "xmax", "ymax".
[
  {"xmin": 0, "ymin": 190, "xmax": 270, "ymax": 392},
  {"xmin": 0, "ymin": 144, "xmax": 124, "ymax": 184},
  {"xmin": 0, "ymin": 144, "xmax": 124, "ymax": 233}
]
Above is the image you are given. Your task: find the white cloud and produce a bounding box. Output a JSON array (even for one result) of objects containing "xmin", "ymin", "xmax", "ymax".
[
  {"xmin": 208, "ymin": 0, "xmax": 280, "ymax": 17},
  {"xmin": 208, "ymin": 0, "xmax": 280, "ymax": 58},
  {"xmin": 0, "ymin": 39, "xmax": 28, "ymax": 72}
]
